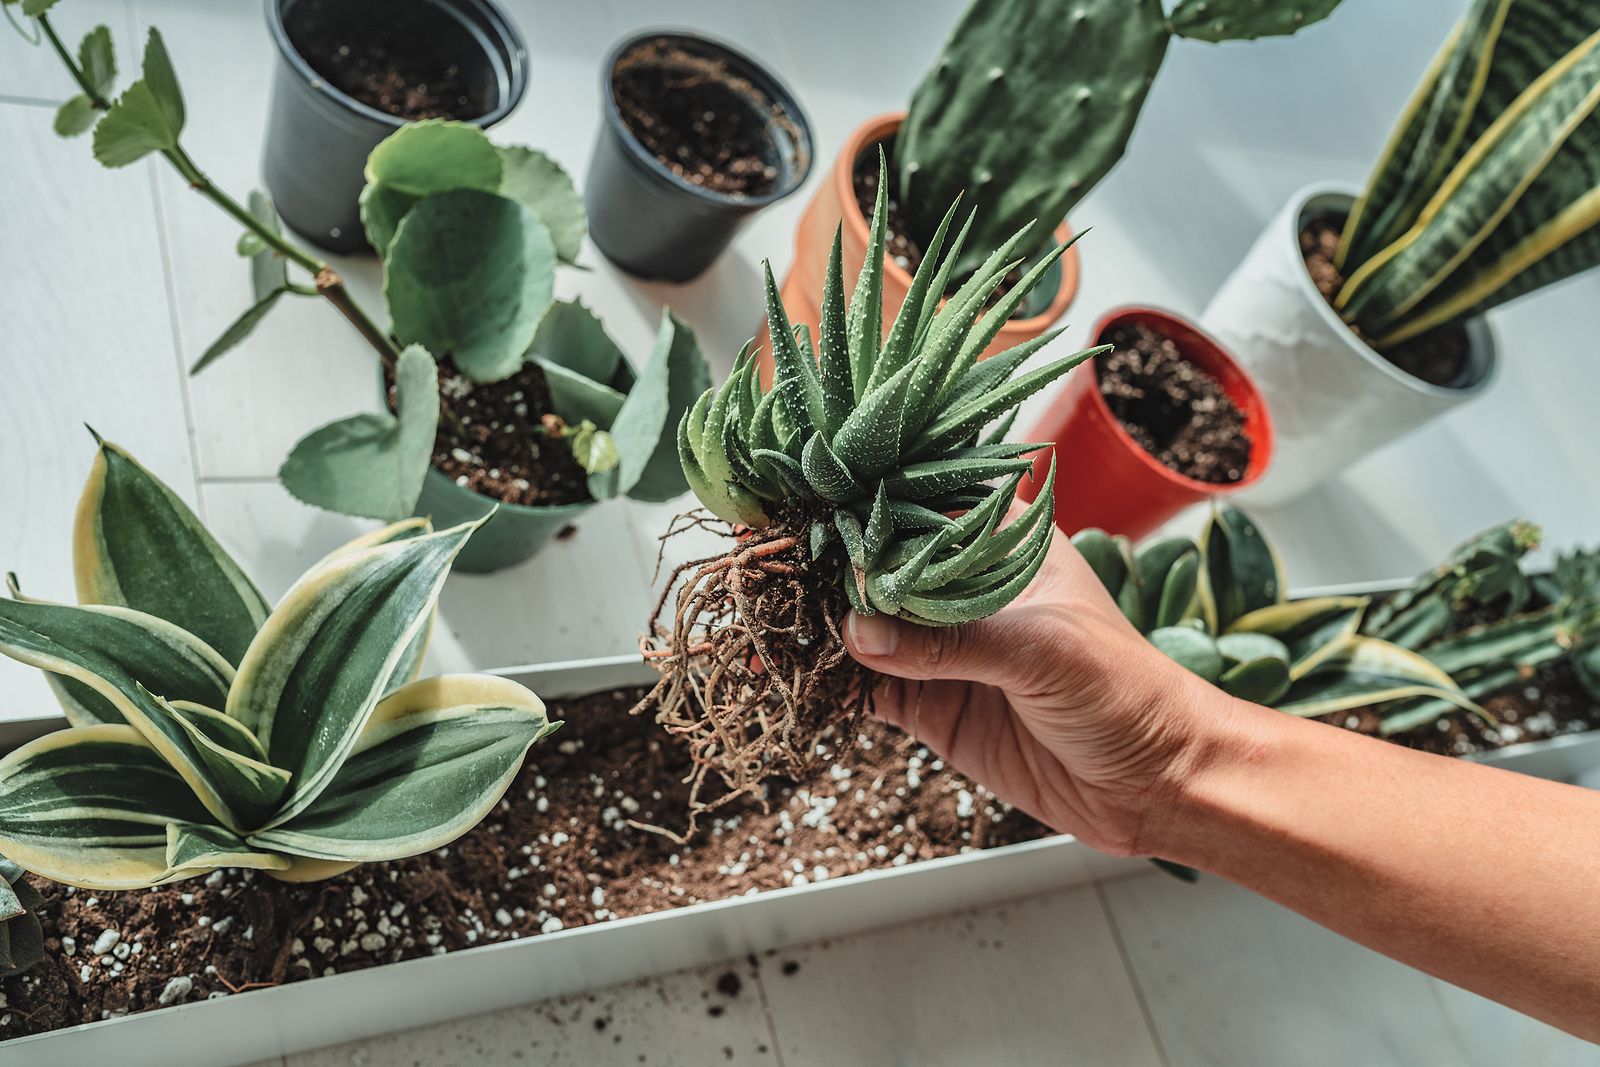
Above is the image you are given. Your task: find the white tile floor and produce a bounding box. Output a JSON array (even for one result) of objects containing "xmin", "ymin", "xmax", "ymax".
[{"xmin": 3, "ymin": 0, "xmax": 1599, "ymax": 1062}]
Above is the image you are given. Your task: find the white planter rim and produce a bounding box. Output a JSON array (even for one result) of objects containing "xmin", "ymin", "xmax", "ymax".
[{"xmin": 1283, "ymin": 181, "xmax": 1499, "ymax": 400}]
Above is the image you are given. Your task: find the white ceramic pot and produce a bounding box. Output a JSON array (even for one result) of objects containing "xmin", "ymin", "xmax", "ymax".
[{"xmin": 1200, "ymin": 183, "xmax": 1498, "ymax": 506}]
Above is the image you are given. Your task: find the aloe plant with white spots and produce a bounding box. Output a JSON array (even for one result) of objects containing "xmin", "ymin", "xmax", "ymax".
[
  {"xmin": 638, "ymin": 164, "xmax": 1100, "ymax": 812},
  {"xmin": 8, "ymin": 2, "xmax": 706, "ymax": 524},
  {"xmin": 0, "ymin": 435, "xmax": 556, "ymax": 891},
  {"xmin": 1074, "ymin": 507, "xmax": 1476, "ymax": 718}
]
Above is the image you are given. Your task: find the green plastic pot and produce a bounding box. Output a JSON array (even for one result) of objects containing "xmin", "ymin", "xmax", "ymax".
[{"xmin": 411, "ymin": 465, "xmax": 593, "ymax": 574}]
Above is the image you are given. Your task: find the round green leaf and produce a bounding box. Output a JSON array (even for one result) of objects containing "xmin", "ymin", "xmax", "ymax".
[
  {"xmin": 499, "ymin": 145, "xmax": 586, "ymax": 264},
  {"xmin": 385, "ymin": 189, "xmax": 556, "ymax": 383},
  {"xmin": 1149, "ymin": 626, "xmax": 1224, "ymax": 683},
  {"xmin": 364, "ymin": 119, "xmax": 504, "ymax": 197},
  {"xmin": 53, "ymin": 95, "xmax": 96, "ymax": 137}
]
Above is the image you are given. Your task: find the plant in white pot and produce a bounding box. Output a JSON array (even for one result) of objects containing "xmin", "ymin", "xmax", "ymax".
[{"xmin": 1202, "ymin": 0, "xmax": 1600, "ymax": 503}]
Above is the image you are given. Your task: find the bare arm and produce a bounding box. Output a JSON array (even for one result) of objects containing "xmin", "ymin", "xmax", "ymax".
[{"xmin": 845, "ymin": 534, "xmax": 1600, "ymax": 1043}]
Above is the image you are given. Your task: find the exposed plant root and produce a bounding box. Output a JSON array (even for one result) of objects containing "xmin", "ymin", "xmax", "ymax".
[{"xmin": 633, "ymin": 509, "xmax": 873, "ymax": 840}]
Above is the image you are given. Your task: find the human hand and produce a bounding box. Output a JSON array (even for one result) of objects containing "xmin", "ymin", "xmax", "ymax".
[{"xmin": 844, "ymin": 526, "xmax": 1242, "ymax": 856}]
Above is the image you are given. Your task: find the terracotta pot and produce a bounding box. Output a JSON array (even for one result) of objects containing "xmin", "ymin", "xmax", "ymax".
[
  {"xmin": 759, "ymin": 112, "xmax": 1080, "ymax": 381},
  {"xmin": 1019, "ymin": 306, "xmax": 1274, "ymax": 542}
]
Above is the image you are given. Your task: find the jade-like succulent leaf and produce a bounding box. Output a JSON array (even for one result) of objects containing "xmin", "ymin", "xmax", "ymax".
[
  {"xmin": 279, "ymin": 345, "xmax": 441, "ymax": 522},
  {"xmin": 74, "ymin": 435, "xmax": 268, "ymax": 665},
  {"xmin": 1203, "ymin": 506, "xmax": 1286, "ymax": 631},
  {"xmin": 591, "ymin": 312, "xmax": 708, "ymax": 503},
  {"xmin": 54, "ymin": 94, "xmax": 96, "ymax": 136},
  {"xmin": 498, "ymin": 145, "xmax": 586, "ymax": 264},
  {"xmin": 385, "ymin": 189, "xmax": 556, "ymax": 383}
]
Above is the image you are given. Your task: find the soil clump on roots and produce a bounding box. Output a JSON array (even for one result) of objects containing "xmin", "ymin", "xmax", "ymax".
[{"xmin": 635, "ymin": 511, "xmax": 873, "ymax": 838}]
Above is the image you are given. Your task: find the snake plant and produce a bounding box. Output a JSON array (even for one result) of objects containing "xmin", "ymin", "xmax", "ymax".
[
  {"xmin": 679, "ymin": 157, "xmax": 1099, "ymax": 625},
  {"xmin": 1075, "ymin": 507, "xmax": 1475, "ymax": 716},
  {"xmin": 896, "ymin": 0, "xmax": 1345, "ymax": 278},
  {"xmin": 0, "ymin": 435, "xmax": 556, "ymax": 891},
  {"xmin": 1363, "ymin": 522, "xmax": 1600, "ymax": 735},
  {"xmin": 1335, "ymin": 0, "xmax": 1600, "ymax": 347},
  {"xmin": 0, "ymin": 857, "xmax": 44, "ymax": 978}
]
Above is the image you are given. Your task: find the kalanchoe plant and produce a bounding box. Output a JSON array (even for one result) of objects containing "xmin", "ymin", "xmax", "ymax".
[
  {"xmin": 1362, "ymin": 523, "xmax": 1600, "ymax": 735},
  {"xmin": 1074, "ymin": 507, "xmax": 1475, "ymax": 715},
  {"xmin": 1333, "ymin": 0, "xmax": 1600, "ymax": 348},
  {"xmin": 896, "ymin": 0, "xmax": 1344, "ymax": 278},
  {"xmin": 0, "ymin": 436, "xmax": 556, "ymax": 890},
  {"xmin": 636, "ymin": 158, "xmax": 1099, "ymax": 825},
  {"xmin": 10, "ymin": 3, "xmax": 706, "ymax": 528},
  {"xmin": 0, "ymin": 857, "xmax": 45, "ymax": 978}
]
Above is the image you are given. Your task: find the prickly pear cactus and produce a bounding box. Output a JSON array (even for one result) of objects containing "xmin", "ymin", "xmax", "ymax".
[
  {"xmin": 896, "ymin": 0, "xmax": 1344, "ymax": 278},
  {"xmin": 1166, "ymin": 0, "xmax": 1345, "ymax": 44}
]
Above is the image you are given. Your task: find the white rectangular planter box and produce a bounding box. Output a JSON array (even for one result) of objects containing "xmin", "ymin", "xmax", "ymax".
[
  {"xmin": 1, "ymin": 655, "xmax": 1142, "ymax": 1067},
  {"xmin": 6, "ymin": 578, "xmax": 1596, "ymax": 1065}
]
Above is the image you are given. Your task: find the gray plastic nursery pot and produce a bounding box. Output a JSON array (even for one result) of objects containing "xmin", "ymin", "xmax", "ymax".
[
  {"xmin": 410, "ymin": 464, "xmax": 592, "ymax": 574},
  {"xmin": 263, "ymin": 0, "xmax": 528, "ymax": 253}
]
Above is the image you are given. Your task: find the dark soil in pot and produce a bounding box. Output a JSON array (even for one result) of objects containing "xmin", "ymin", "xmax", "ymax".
[
  {"xmin": 1299, "ymin": 217, "xmax": 1472, "ymax": 388},
  {"xmin": 283, "ymin": 0, "xmax": 495, "ymax": 121},
  {"xmin": 850, "ymin": 147, "xmax": 1043, "ymax": 315},
  {"xmin": 1096, "ymin": 323, "xmax": 1253, "ymax": 484},
  {"xmin": 1, "ymin": 689, "xmax": 1046, "ymax": 1035},
  {"xmin": 384, "ymin": 356, "xmax": 591, "ymax": 508},
  {"xmin": 612, "ymin": 39, "xmax": 790, "ymax": 197}
]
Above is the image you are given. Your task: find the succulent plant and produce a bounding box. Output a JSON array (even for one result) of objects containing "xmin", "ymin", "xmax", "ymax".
[
  {"xmin": 896, "ymin": 0, "xmax": 1345, "ymax": 277},
  {"xmin": 641, "ymin": 164, "xmax": 1096, "ymax": 816},
  {"xmin": 1365, "ymin": 524, "xmax": 1600, "ymax": 735},
  {"xmin": 1335, "ymin": 0, "xmax": 1600, "ymax": 347},
  {"xmin": 679, "ymin": 157, "xmax": 1096, "ymax": 625},
  {"xmin": 11, "ymin": 5, "xmax": 707, "ymax": 524},
  {"xmin": 0, "ymin": 435, "xmax": 556, "ymax": 890},
  {"xmin": 1075, "ymin": 507, "xmax": 1475, "ymax": 715},
  {"xmin": 0, "ymin": 858, "xmax": 44, "ymax": 979}
]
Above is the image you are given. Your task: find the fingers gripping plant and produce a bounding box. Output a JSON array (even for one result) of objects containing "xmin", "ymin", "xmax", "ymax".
[
  {"xmin": 1074, "ymin": 507, "xmax": 1476, "ymax": 716},
  {"xmin": 1334, "ymin": 0, "xmax": 1600, "ymax": 348},
  {"xmin": 0, "ymin": 436, "xmax": 556, "ymax": 890},
  {"xmin": 9, "ymin": 2, "xmax": 704, "ymax": 523},
  {"xmin": 896, "ymin": 0, "xmax": 1344, "ymax": 278},
  {"xmin": 636, "ymin": 158, "xmax": 1099, "ymax": 823}
]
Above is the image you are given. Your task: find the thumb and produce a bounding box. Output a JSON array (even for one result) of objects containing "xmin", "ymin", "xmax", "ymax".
[{"xmin": 845, "ymin": 609, "xmax": 1031, "ymax": 689}]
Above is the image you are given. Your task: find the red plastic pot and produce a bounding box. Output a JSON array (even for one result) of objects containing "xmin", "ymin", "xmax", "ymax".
[{"xmin": 1019, "ymin": 307, "xmax": 1274, "ymax": 541}]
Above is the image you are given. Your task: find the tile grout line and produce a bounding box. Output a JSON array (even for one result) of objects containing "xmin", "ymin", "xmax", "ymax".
[
  {"xmin": 125, "ymin": 0, "xmax": 208, "ymax": 520},
  {"xmin": 749, "ymin": 961, "xmax": 790, "ymax": 1067},
  {"xmin": 0, "ymin": 91, "xmax": 58, "ymax": 109},
  {"xmin": 1093, "ymin": 878, "xmax": 1174, "ymax": 1067}
]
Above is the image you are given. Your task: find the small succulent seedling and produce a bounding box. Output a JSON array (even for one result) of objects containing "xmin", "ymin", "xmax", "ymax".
[
  {"xmin": 8, "ymin": 3, "xmax": 707, "ymax": 524},
  {"xmin": 1075, "ymin": 506, "xmax": 1476, "ymax": 715},
  {"xmin": 636, "ymin": 157, "xmax": 1098, "ymax": 822},
  {"xmin": 0, "ymin": 435, "xmax": 556, "ymax": 890},
  {"xmin": 1334, "ymin": 0, "xmax": 1600, "ymax": 347},
  {"xmin": 0, "ymin": 857, "xmax": 45, "ymax": 978},
  {"xmin": 897, "ymin": 0, "xmax": 1344, "ymax": 278},
  {"xmin": 1361, "ymin": 522, "xmax": 1600, "ymax": 735}
]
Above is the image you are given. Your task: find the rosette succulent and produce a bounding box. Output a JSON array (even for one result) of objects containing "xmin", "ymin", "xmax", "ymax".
[
  {"xmin": 0, "ymin": 435, "xmax": 556, "ymax": 890},
  {"xmin": 0, "ymin": 858, "xmax": 44, "ymax": 978},
  {"xmin": 1075, "ymin": 507, "xmax": 1475, "ymax": 715},
  {"xmin": 679, "ymin": 157, "xmax": 1096, "ymax": 625}
]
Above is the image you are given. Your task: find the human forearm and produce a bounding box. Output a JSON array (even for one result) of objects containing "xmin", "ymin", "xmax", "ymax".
[{"xmin": 1146, "ymin": 697, "xmax": 1600, "ymax": 1041}]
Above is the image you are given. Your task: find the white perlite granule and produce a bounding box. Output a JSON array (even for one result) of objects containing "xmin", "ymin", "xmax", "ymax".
[
  {"xmin": 91, "ymin": 930, "xmax": 120, "ymax": 956},
  {"xmin": 157, "ymin": 977, "xmax": 193, "ymax": 1006}
]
